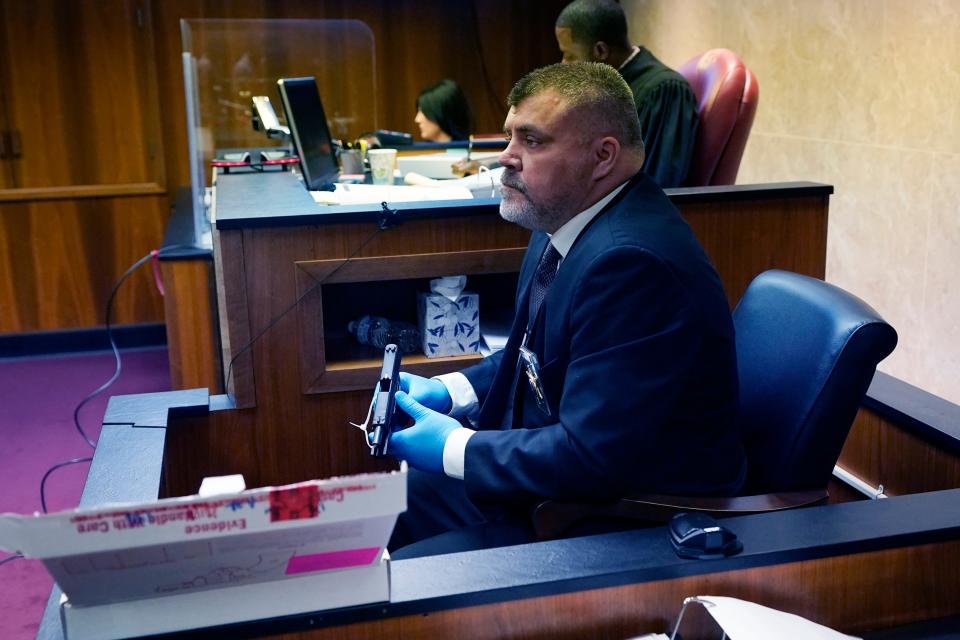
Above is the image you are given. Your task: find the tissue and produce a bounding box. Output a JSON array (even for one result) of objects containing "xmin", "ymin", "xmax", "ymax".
[{"xmin": 417, "ymin": 276, "xmax": 480, "ymax": 358}]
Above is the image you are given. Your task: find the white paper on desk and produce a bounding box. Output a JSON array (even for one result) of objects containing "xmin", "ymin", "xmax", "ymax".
[
  {"xmin": 397, "ymin": 150, "xmax": 500, "ymax": 179},
  {"xmin": 699, "ymin": 596, "xmax": 862, "ymax": 640},
  {"xmin": 311, "ymin": 182, "xmax": 473, "ymax": 205},
  {"xmin": 405, "ymin": 166, "xmax": 504, "ymax": 199}
]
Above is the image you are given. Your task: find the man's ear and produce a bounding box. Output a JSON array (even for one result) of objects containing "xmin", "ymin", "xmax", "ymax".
[
  {"xmin": 591, "ymin": 136, "xmax": 620, "ymax": 181},
  {"xmin": 592, "ymin": 41, "xmax": 610, "ymax": 62}
]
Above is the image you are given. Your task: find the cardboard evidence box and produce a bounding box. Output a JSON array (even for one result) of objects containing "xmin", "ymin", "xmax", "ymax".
[{"xmin": 0, "ymin": 467, "xmax": 406, "ymax": 639}]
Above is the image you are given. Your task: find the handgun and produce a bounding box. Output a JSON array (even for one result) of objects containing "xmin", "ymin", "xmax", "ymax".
[{"xmin": 368, "ymin": 344, "xmax": 403, "ymax": 457}]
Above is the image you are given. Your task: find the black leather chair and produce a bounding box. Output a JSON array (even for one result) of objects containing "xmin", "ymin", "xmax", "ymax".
[{"xmin": 532, "ymin": 270, "xmax": 898, "ymax": 540}]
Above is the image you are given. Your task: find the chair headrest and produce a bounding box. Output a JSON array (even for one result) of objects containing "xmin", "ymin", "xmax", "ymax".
[
  {"xmin": 679, "ymin": 49, "xmax": 750, "ymax": 115},
  {"xmin": 678, "ymin": 48, "xmax": 759, "ymax": 186}
]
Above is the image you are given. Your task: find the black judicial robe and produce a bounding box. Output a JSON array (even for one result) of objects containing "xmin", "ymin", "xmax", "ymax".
[{"xmin": 620, "ymin": 47, "xmax": 699, "ymax": 188}]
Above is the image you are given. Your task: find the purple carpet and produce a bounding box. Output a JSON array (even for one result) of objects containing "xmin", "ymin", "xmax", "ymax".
[{"xmin": 0, "ymin": 347, "xmax": 171, "ymax": 640}]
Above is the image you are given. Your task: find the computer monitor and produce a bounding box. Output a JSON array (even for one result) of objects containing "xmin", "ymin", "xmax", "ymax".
[{"xmin": 277, "ymin": 77, "xmax": 339, "ymax": 191}]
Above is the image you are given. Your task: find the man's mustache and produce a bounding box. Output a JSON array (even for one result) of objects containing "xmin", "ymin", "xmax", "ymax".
[{"xmin": 500, "ymin": 170, "xmax": 528, "ymax": 194}]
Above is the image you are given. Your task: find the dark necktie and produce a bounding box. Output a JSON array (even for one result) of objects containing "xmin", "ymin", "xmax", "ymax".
[
  {"xmin": 528, "ymin": 243, "xmax": 561, "ymax": 325},
  {"xmin": 501, "ymin": 242, "xmax": 560, "ymax": 428}
]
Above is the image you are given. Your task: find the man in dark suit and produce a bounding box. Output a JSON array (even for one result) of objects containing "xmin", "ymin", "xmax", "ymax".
[
  {"xmin": 387, "ymin": 61, "xmax": 744, "ymax": 554},
  {"xmin": 554, "ymin": 0, "xmax": 699, "ymax": 188}
]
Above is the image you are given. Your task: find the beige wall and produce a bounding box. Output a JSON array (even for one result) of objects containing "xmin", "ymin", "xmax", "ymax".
[{"xmin": 623, "ymin": 0, "xmax": 960, "ymax": 404}]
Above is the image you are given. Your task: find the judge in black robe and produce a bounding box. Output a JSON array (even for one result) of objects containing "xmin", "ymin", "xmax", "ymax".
[
  {"xmin": 618, "ymin": 46, "xmax": 698, "ymax": 188},
  {"xmin": 555, "ymin": 0, "xmax": 699, "ymax": 188}
]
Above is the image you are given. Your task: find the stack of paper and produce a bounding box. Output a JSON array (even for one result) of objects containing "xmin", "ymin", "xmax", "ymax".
[
  {"xmin": 405, "ymin": 166, "xmax": 504, "ymax": 199},
  {"xmin": 397, "ymin": 151, "xmax": 501, "ymax": 180},
  {"xmin": 312, "ymin": 182, "xmax": 474, "ymax": 205}
]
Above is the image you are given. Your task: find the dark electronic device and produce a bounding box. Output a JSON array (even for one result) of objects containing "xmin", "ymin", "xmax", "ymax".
[
  {"xmin": 368, "ymin": 344, "xmax": 403, "ymax": 458},
  {"xmin": 668, "ymin": 512, "xmax": 743, "ymax": 560},
  {"xmin": 276, "ymin": 77, "xmax": 340, "ymax": 191},
  {"xmin": 210, "ymin": 150, "xmax": 299, "ymax": 172},
  {"xmin": 251, "ymin": 95, "xmax": 290, "ymax": 139},
  {"xmin": 373, "ymin": 129, "xmax": 413, "ymax": 146}
]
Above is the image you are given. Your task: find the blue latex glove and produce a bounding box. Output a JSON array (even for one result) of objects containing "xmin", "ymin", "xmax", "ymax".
[
  {"xmin": 399, "ymin": 372, "xmax": 452, "ymax": 414},
  {"xmin": 389, "ymin": 391, "xmax": 459, "ymax": 474}
]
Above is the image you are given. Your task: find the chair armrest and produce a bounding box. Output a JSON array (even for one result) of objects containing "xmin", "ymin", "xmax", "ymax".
[{"xmin": 531, "ymin": 489, "xmax": 828, "ymax": 541}]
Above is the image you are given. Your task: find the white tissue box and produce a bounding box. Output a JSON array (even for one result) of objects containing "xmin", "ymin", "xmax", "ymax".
[{"xmin": 417, "ymin": 292, "xmax": 481, "ymax": 358}]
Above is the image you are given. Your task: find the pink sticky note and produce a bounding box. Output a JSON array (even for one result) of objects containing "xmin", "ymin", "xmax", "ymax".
[{"xmin": 285, "ymin": 547, "xmax": 381, "ymax": 574}]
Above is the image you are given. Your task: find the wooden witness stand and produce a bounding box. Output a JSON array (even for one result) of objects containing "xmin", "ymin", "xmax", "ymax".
[
  {"xmin": 37, "ymin": 173, "xmax": 960, "ymax": 638},
  {"xmin": 166, "ymin": 172, "xmax": 832, "ymax": 499}
]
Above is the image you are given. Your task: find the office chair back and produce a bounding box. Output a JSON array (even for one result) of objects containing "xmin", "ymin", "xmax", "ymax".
[
  {"xmin": 678, "ymin": 48, "xmax": 759, "ymax": 186},
  {"xmin": 530, "ymin": 270, "xmax": 898, "ymax": 541},
  {"xmin": 734, "ymin": 270, "xmax": 898, "ymax": 493}
]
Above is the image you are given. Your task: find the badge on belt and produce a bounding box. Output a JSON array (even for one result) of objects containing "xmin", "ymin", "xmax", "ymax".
[{"xmin": 519, "ymin": 343, "xmax": 552, "ymax": 418}]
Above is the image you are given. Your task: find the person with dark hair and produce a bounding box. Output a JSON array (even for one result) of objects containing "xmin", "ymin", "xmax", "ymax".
[
  {"xmin": 384, "ymin": 62, "xmax": 743, "ymax": 555},
  {"xmin": 555, "ymin": 0, "xmax": 698, "ymax": 188},
  {"xmin": 414, "ymin": 79, "xmax": 472, "ymax": 142}
]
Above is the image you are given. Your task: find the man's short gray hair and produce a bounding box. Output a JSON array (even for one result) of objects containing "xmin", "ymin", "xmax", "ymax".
[{"xmin": 507, "ymin": 61, "xmax": 644, "ymax": 153}]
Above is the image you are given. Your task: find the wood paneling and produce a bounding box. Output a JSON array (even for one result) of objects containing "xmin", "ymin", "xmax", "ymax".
[
  {"xmin": 208, "ymin": 540, "xmax": 960, "ymax": 639},
  {"xmin": 212, "ymin": 227, "xmax": 255, "ymax": 404},
  {"xmin": 220, "ymin": 215, "xmax": 530, "ymax": 408},
  {"xmin": 0, "ymin": 183, "xmax": 165, "ymax": 202},
  {"xmin": 0, "ymin": 0, "xmax": 164, "ymax": 190},
  {"xmin": 169, "ymin": 214, "xmax": 530, "ymax": 492},
  {"xmin": 0, "ymin": 195, "xmax": 167, "ymax": 333},
  {"xmin": 680, "ymin": 194, "xmax": 829, "ymax": 308},
  {"xmin": 296, "ymin": 247, "xmax": 527, "ymax": 286},
  {"xmin": 840, "ymin": 406, "xmax": 960, "ymax": 496},
  {"xmin": 161, "ymin": 257, "xmax": 220, "ymax": 392},
  {"xmin": 0, "ymin": 56, "xmax": 13, "ymax": 189},
  {"xmin": 0, "ymin": 0, "xmax": 168, "ymax": 333}
]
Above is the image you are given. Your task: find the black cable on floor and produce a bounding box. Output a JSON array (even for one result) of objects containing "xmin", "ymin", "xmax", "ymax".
[
  {"xmin": 40, "ymin": 457, "xmax": 93, "ymax": 513},
  {"xmin": 72, "ymin": 251, "xmax": 156, "ymax": 448},
  {"xmin": 41, "ymin": 245, "xmax": 189, "ymax": 512},
  {"xmin": 0, "ymin": 553, "xmax": 23, "ymax": 567}
]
